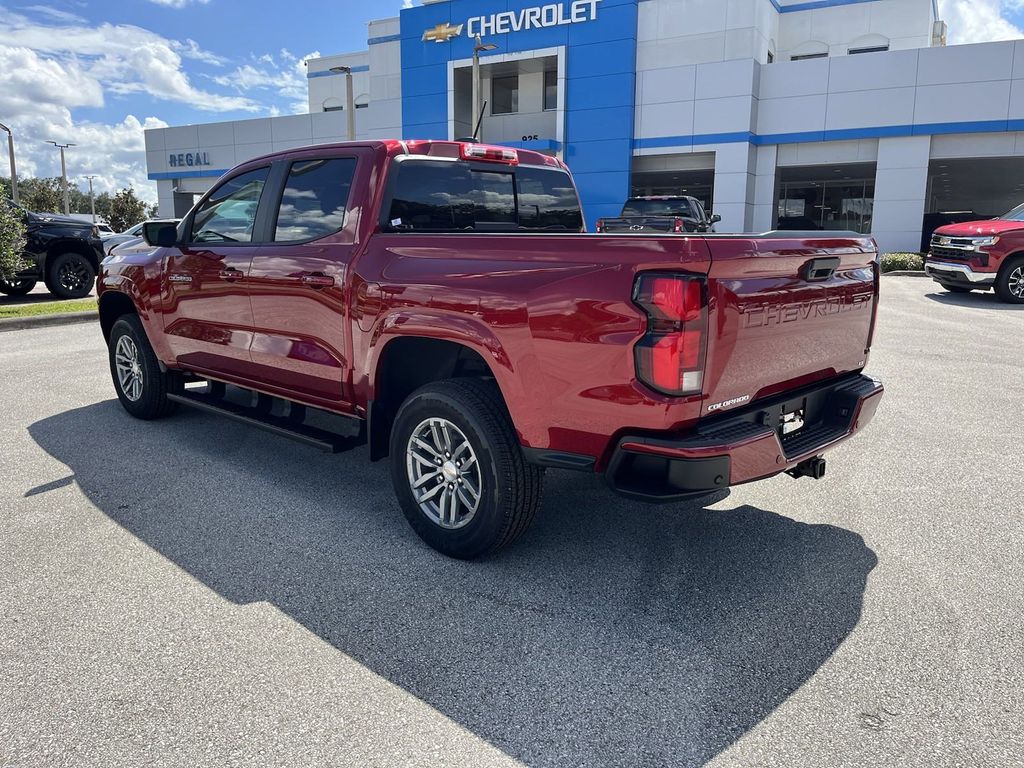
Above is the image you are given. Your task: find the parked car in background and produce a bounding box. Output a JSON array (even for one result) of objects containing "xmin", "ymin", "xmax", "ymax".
[
  {"xmin": 0, "ymin": 202, "xmax": 104, "ymax": 299},
  {"xmin": 595, "ymin": 195, "xmax": 720, "ymax": 234},
  {"xmin": 97, "ymin": 139, "xmax": 883, "ymax": 560},
  {"xmin": 776, "ymin": 216, "xmax": 823, "ymax": 231},
  {"xmin": 925, "ymin": 203, "xmax": 1024, "ymax": 303},
  {"xmin": 106, "ymin": 220, "xmax": 179, "ymax": 258},
  {"xmin": 102, "ymin": 221, "xmax": 145, "ymax": 254}
]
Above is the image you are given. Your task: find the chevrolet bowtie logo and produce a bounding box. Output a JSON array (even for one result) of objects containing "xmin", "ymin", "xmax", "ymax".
[{"xmin": 422, "ymin": 22, "xmax": 464, "ymax": 43}]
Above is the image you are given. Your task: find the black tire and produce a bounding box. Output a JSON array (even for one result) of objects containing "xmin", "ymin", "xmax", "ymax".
[
  {"xmin": 389, "ymin": 378, "xmax": 543, "ymax": 559},
  {"xmin": 108, "ymin": 315, "xmax": 181, "ymax": 420},
  {"xmin": 994, "ymin": 256, "xmax": 1024, "ymax": 304},
  {"xmin": 939, "ymin": 283, "xmax": 973, "ymax": 294},
  {"xmin": 46, "ymin": 252, "xmax": 95, "ymax": 299},
  {"xmin": 0, "ymin": 278, "xmax": 37, "ymax": 296}
]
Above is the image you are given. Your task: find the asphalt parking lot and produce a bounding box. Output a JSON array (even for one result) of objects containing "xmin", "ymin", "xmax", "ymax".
[{"xmin": 1, "ymin": 276, "xmax": 1021, "ymax": 768}]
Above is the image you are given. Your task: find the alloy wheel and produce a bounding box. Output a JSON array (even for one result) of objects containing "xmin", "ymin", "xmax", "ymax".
[
  {"xmin": 114, "ymin": 335, "xmax": 144, "ymax": 401},
  {"xmin": 1009, "ymin": 265, "xmax": 1024, "ymax": 298},
  {"xmin": 405, "ymin": 417, "xmax": 482, "ymax": 529},
  {"xmin": 59, "ymin": 260, "xmax": 90, "ymax": 292}
]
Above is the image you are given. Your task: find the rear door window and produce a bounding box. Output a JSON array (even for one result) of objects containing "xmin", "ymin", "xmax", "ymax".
[
  {"xmin": 190, "ymin": 167, "xmax": 269, "ymax": 243},
  {"xmin": 273, "ymin": 157, "xmax": 357, "ymax": 242}
]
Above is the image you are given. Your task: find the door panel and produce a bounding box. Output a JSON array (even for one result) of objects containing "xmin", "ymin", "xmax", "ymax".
[
  {"xmin": 162, "ymin": 245, "xmax": 258, "ymax": 378},
  {"xmin": 248, "ymin": 243, "xmax": 352, "ymax": 401},
  {"xmin": 247, "ymin": 155, "xmax": 361, "ymax": 403},
  {"xmin": 161, "ymin": 166, "xmax": 270, "ymax": 378}
]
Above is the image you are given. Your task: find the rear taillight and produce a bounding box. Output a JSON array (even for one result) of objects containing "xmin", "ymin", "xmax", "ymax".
[
  {"xmin": 633, "ymin": 273, "xmax": 707, "ymax": 396},
  {"xmin": 673, "ymin": 218, "xmax": 685, "ymax": 233}
]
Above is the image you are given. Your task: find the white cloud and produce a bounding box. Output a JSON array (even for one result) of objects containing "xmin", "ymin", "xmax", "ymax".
[
  {"xmin": 0, "ymin": 10, "xmax": 256, "ymax": 112},
  {"xmin": 939, "ymin": 0, "xmax": 1024, "ymax": 44},
  {"xmin": 211, "ymin": 50, "xmax": 320, "ymax": 115}
]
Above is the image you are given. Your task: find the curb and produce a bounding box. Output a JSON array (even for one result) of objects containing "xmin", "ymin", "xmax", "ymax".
[
  {"xmin": 0, "ymin": 311, "xmax": 98, "ymax": 333},
  {"xmin": 882, "ymin": 270, "xmax": 928, "ymax": 278}
]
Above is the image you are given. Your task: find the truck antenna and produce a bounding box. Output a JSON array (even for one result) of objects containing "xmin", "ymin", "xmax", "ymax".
[{"xmin": 472, "ymin": 101, "xmax": 487, "ymax": 142}]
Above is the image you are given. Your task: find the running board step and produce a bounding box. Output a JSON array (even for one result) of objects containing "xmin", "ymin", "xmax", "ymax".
[{"xmin": 167, "ymin": 391, "xmax": 366, "ymax": 454}]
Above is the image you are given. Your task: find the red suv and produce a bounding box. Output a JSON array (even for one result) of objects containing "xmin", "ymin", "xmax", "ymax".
[{"xmin": 925, "ymin": 204, "xmax": 1024, "ymax": 303}]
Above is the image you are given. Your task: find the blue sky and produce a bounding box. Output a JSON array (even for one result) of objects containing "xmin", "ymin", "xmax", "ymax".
[{"xmin": 0, "ymin": 0, "xmax": 1022, "ymax": 205}]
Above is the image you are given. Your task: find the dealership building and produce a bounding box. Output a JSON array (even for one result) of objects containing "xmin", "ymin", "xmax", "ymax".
[{"xmin": 146, "ymin": 0, "xmax": 1024, "ymax": 252}]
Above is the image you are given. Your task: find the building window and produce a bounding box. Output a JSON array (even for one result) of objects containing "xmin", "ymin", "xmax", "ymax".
[
  {"xmin": 791, "ymin": 52, "xmax": 828, "ymax": 61},
  {"xmin": 849, "ymin": 45, "xmax": 889, "ymax": 55},
  {"xmin": 324, "ymin": 105, "xmax": 343, "ymax": 112},
  {"xmin": 767, "ymin": 51, "xmax": 774, "ymax": 64},
  {"xmin": 492, "ymin": 75, "xmax": 519, "ymax": 115},
  {"xmin": 544, "ymin": 70, "xmax": 557, "ymax": 111}
]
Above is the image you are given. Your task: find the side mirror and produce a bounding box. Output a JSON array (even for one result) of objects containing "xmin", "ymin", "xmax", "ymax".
[
  {"xmin": 143, "ymin": 221, "xmax": 179, "ymax": 248},
  {"xmin": 709, "ymin": 214, "xmax": 722, "ymax": 225}
]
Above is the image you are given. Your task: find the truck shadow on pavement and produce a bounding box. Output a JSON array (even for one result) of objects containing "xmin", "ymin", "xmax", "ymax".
[
  {"xmin": 924, "ymin": 290, "xmax": 1024, "ymax": 310},
  {"xmin": 30, "ymin": 401, "xmax": 877, "ymax": 768}
]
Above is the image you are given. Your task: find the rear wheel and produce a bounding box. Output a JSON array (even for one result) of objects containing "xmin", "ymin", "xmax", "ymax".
[
  {"xmin": 939, "ymin": 283, "xmax": 973, "ymax": 294},
  {"xmin": 389, "ymin": 379, "xmax": 543, "ymax": 559},
  {"xmin": 46, "ymin": 252, "xmax": 95, "ymax": 299},
  {"xmin": 0, "ymin": 278, "xmax": 37, "ymax": 296},
  {"xmin": 995, "ymin": 257, "xmax": 1024, "ymax": 304},
  {"xmin": 108, "ymin": 315, "xmax": 181, "ymax": 419}
]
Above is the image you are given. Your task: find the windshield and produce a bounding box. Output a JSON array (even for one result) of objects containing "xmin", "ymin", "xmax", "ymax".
[
  {"xmin": 621, "ymin": 199, "xmax": 697, "ymax": 219},
  {"xmin": 1001, "ymin": 203, "xmax": 1024, "ymax": 221}
]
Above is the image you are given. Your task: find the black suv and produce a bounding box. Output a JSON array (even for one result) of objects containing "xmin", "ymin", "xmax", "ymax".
[{"xmin": 0, "ymin": 203, "xmax": 105, "ymax": 299}]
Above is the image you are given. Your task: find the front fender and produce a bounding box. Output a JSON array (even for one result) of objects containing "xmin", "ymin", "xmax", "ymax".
[{"xmin": 98, "ymin": 272, "xmax": 174, "ymax": 366}]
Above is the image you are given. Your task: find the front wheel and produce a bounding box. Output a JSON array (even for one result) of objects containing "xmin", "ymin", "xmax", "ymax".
[
  {"xmin": 995, "ymin": 257, "xmax": 1024, "ymax": 304},
  {"xmin": 46, "ymin": 252, "xmax": 95, "ymax": 299},
  {"xmin": 108, "ymin": 315, "xmax": 181, "ymax": 419},
  {"xmin": 0, "ymin": 278, "xmax": 37, "ymax": 296},
  {"xmin": 389, "ymin": 379, "xmax": 544, "ymax": 559}
]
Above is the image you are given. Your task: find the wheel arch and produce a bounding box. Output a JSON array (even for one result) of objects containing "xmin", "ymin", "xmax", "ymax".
[
  {"xmin": 367, "ymin": 333, "xmax": 517, "ymax": 462},
  {"xmin": 98, "ymin": 290, "xmax": 140, "ymax": 341}
]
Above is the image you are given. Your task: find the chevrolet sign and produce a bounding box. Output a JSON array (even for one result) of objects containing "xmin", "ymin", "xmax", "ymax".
[{"xmin": 468, "ymin": 0, "xmax": 601, "ymax": 36}]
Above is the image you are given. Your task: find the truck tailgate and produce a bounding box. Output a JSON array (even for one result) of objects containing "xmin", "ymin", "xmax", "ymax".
[{"xmin": 701, "ymin": 234, "xmax": 878, "ymax": 416}]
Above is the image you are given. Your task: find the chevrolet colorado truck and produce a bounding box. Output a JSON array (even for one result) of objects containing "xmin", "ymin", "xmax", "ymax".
[
  {"xmin": 925, "ymin": 204, "xmax": 1024, "ymax": 303},
  {"xmin": 595, "ymin": 195, "xmax": 721, "ymax": 234},
  {"xmin": 0, "ymin": 202, "xmax": 104, "ymax": 299},
  {"xmin": 97, "ymin": 140, "xmax": 884, "ymax": 559}
]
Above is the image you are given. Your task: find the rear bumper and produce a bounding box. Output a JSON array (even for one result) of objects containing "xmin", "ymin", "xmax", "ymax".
[
  {"xmin": 605, "ymin": 373, "xmax": 884, "ymax": 502},
  {"xmin": 925, "ymin": 261, "xmax": 995, "ymax": 287}
]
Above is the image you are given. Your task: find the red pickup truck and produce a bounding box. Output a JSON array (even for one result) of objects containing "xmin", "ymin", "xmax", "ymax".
[
  {"xmin": 97, "ymin": 140, "xmax": 883, "ymax": 559},
  {"xmin": 925, "ymin": 205, "xmax": 1024, "ymax": 303}
]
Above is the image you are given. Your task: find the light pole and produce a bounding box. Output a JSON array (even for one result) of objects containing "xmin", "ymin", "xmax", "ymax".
[
  {"xmin": 0, "ymin": 122, "xmax": 18, "ymax": 204},
  {"xmin": 46, "ymin": 140, "xmax": 75, "ymax": 214},
  {"xmin": 472, "ymin": 35, "xmax": 498, "ymax": 142},
  {"xmin": 329, "ymin": 66, "xmax": 356, "ymax": 141},
  {"xmin": 84, "ymin": 175, "xmax": 97, "ymax": 223}
]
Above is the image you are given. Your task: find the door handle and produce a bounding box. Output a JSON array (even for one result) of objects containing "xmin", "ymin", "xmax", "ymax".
[
  {"xmin": 301, "ymin": 273, "xmax": 335, "ymax": 288},
  {"xmin": 219, "ymin": 268, "xmax": 243, "ymax": 282}
]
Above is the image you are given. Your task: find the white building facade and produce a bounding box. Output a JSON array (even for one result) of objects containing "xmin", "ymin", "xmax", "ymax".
[{"xmin": 146, "ymin": 0, "xmax": 1024, "ymax": 253}]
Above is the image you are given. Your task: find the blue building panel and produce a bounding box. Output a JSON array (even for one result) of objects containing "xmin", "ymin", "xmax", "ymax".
[{"xmin": 399, "ymin": 0, "xmax": 639, "ymax": 230}]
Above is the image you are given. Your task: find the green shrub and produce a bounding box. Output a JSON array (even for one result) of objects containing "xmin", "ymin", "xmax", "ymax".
[
  {"xmin": 880, "ymin": 252, "xmax": 924, "ymax": 273},
  {"xmin": 0, "ymin": 202, "xmax": 29, "ymax": 281}
]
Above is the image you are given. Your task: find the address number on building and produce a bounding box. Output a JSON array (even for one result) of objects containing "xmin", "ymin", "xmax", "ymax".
[{"xmin": 522, "ymin": 134, "xmax": 539, "ymax": 141}]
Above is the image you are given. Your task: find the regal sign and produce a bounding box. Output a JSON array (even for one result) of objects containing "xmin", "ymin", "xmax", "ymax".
[{"xmin": 168, "ymin": 151, "xmax": 212, "ymax": 168}]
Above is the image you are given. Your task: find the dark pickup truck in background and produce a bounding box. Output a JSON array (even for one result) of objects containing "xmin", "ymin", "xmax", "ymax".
[
  {"xmin": 97, "ymin": 139, "xmax": 883, "ymax": 559},
  {"xmin": 0, "ymin": 203, "xmax": 105, "ymax": 299},
  {"xmin": 595, "ymin": 195, "xmax": 721, "ymax": 234}
]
